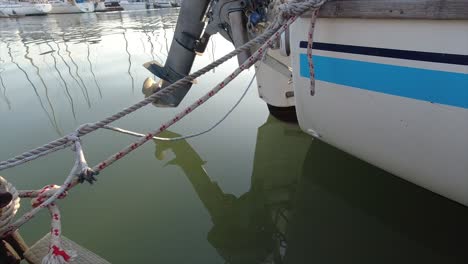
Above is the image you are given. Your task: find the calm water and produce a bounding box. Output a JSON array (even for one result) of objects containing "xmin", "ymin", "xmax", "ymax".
[{"xmin": 1, "ymin": 10, "xmax": 468, "ymax": 264}]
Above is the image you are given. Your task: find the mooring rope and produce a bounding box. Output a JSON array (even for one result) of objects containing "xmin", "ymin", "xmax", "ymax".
[
  {"xmin": 1, "ymin": 0, "xmax": 326, "ymax": 234},
  {"xmin": 0, "ymin": 1, "xmax": 327, "ymax": 263},
  {"xmin": 0, "ymin": 0, "xmax": 325, "ymax": 172},
  {"xmin": 307, "ymin": 9, "xmax": 319, "ymax": 95},
  {"xmin": 31, "ymin": 185, "xmax": 76, "ymax": 264},
  {"xmin": 0, "ymin": 26, "xmax": 269, "ymax": 171},
  {"xmin": 103, "ymin": 72, "xmax": 257, "ymax": 142}
]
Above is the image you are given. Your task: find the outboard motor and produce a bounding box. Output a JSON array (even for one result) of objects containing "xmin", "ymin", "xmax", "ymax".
[{"xmin": 143, "ymin": 0, "xmax": 256, "ymax": 107}]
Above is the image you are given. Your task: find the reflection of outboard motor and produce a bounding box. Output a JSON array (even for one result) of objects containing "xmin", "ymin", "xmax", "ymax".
[
  {"xmin": 153, "ymin": 117, "xmax": 312, "ymax": 263},
  {"xmin": 143, "ymin": 0, "xmax": 254, "ymax": 107}
]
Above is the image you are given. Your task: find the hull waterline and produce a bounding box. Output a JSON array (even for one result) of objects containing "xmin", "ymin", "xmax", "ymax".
[{"xmin": 283, "ymin": 17, "xmax": 468, "ymax": 206}]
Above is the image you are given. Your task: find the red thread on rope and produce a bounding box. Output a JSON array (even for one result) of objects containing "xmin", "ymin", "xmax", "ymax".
[
  {"xmin": 98, "ymin": 162, "xmax": 107, "ymax": 170},
  {"xmin": 115, "ymin": 152, "xmax": 124, "ymax": 160},
  {"xmin": 52, "ymin": 245, "xmax": 71, "ymax": 262}
]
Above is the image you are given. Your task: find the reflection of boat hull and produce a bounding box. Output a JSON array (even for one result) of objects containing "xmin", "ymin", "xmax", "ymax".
[
  {"xmin": 0, "ymin": 2, "xmax": 52, "ymax": 16},
  {"xmin": 282, "ymin": 17, "xmax": 468, "ymax": 206},
  {"xmin": 290, "ymin": 139, "xmax": 468, "ymax": 263},
  {"xmin": 50, "ymin": 1, "xmax": 95, "ymax": 13}
]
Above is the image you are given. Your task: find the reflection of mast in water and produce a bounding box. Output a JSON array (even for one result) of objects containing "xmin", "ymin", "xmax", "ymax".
[
  {"xmin": 139, "ymin": 33, "xmax": 147, "ymax": 54},
  {"xmin": 122, "ymin": 29, "xmax": 135, "ymax": 93},
  {"xmin": 155, "ymin": 29, "xmax": 166, "ymax": 58},
  {"xmin": 149, "ymin": 17, "xmax": 167, "ymax": 58},
  {"xmin": 117, "ymin": 13, "xmax": 135, "ymax": 93},
  {"xmin": 162, "ymin": 22, "xmax": 170, "ymax": 56},
  {"xmin": 158, "ymin": 13, "xmax": 172, "ymax": 56},
  {"xmin": 7, "ymin": 41, "xmax": 61, "ymax": 133},
  {"xmin": 22, "ymin": 41, "xmax": 62, "ymax": 135},
  {"xmin": 144, "ymin": 30, "xmax": 157, "ymax": 63},
  {"xmin": 0, "ymin": 58, "xmax": 12, "ymax": 110},
  {"xmin": 53, "ymin": 40, "xmax": 92, "ymax": 108},
  {"xmin": 149, "ymin": 29, "xmax": 165, "ymax": 62},
  {"xmin": 63, "ymin": 36, "xmax": 97, "ymax": 100},
  {"xmin": 85, "ymin": 42, "xmax": 103, "ymax": 99},
  {"xmin": 150, "ymin": 27, "xmax": 164, "ymax": 58},
  {"xmin": 141, "ymin": 15, "xmax": 163, "ymax": 63},
  {"xmin": 46, "ymin": 41, "xmax": 77, "ymax": 120},
  {"xmin": 137, "ymin": 16, "xmax": 156, "ymax": 63}
]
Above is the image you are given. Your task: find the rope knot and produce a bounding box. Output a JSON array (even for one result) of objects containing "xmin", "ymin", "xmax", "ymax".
[
  {"xmin": 77, "ymin": 167, "xmax": 98, "ymax": 185},
  {"xmin": 66, "ymin": 134, "xmax": 80, "ymax": 143},
  {"xmin": 67, "ymin": 132, "xmax": 81, "ymax": 152},
  {"xmin": 31, "ymin": 185, "xmax": 67, "ymax": 208}
]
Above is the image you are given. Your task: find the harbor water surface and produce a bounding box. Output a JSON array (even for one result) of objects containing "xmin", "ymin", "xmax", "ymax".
[{"xmin": 1, "ymin": 10, "xmax": 468, "ymax": 263}]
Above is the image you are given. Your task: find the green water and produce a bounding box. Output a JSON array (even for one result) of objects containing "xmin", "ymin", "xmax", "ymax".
[{"xmin": 1, "ymin": 10, "xmax": 468, "ymax": 264}]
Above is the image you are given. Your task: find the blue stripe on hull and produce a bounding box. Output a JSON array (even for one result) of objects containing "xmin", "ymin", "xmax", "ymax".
[{"xmin": 299, "ymin": 54, "xmax": 468, "ymax": 109}]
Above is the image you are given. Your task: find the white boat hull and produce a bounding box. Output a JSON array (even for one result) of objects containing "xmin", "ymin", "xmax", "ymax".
[
  {"xmin": 0, "ymin": 2, "xmax": 52, "ymax": 16},
  {"xmin": 154, "ymin": 1, "xmax": 170, "ymax": 8},
  {"xmin": 273, "ymin": 17, "xmax": 468, "ymax": 206},
  {"xmin": 50, "ymin": 1, "xmax": 94, "ymax": 13},
  {"xmin": 119, "ymin": 1, "xmax": 148, "ymax": 10},
  {"xmin": 94, "ymin": 1, "xmax": 105, "ymax": 11}
]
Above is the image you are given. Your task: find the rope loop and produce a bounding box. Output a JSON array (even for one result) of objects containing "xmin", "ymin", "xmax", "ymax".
[{"xmin": 0, "ymin": 177, "xmax": 20, "ymax": 234}]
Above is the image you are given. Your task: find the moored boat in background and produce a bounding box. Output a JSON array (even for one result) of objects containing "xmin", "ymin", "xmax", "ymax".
[
  {"xmin": 49, "ymin": 0, "xmax": 94, "ymax": 14},
  {"xmin": 93, "ymin": 0, "xmax": 105, "ymax": 11},
  {"xmin": 0, "ymin": 0, "xmax": 52, "ymax": 16},
  {"xmin": 119, "ymin": 0, "xmax": 149, "ymax": 10},
  {"xmin": 103, "ymin": 0, "xmax": 121, "ymax": 11},
  {"xmin": 154, "ymin": 0, "xmax": 169, "ymax": 8},
  {"xmin": 169, "ymin": 0, "xmax": 180, "ymax": 7}
]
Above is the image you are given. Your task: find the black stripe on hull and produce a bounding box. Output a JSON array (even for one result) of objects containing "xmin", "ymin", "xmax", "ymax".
[{"xmin": 299, "ymin": 41, "xmax": 468, "ymax": 66}]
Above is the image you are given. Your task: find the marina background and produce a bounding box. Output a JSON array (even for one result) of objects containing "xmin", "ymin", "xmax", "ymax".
[{"xmin": 1, "ymin": 9, "xmax": 468, "ymax": 263}]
